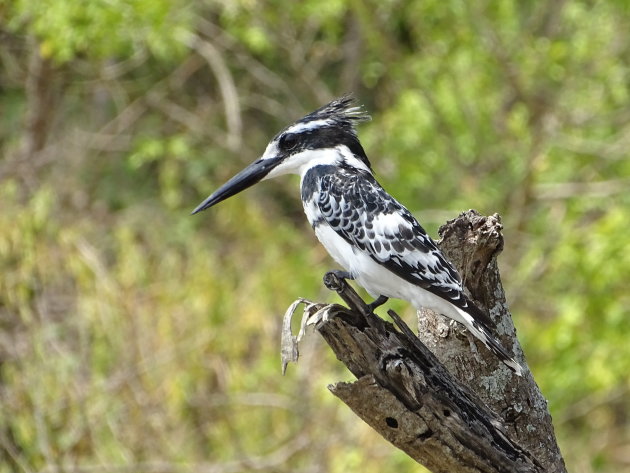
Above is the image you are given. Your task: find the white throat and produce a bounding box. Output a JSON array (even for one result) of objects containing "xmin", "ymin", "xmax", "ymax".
[{"xmin": 263, "ymin": 145, "xmax": 372, "ymax": 180}]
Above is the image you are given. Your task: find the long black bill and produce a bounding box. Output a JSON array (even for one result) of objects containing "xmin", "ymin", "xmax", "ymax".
[{"xmin": 191, "ymin": 156, "xmax": 281, "ymax": 215}]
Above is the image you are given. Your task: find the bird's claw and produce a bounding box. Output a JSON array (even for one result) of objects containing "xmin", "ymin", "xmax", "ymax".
[
  {"xmin": 367, "ymin": 295, "xmax": 389, "ymax": 313},
  {"xmin": 328, "ymin": 269, "xmax": 354, "ymax": 281}
]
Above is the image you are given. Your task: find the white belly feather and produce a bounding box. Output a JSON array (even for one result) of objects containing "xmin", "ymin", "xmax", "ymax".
[
  {"xmin": 302, "ymin": 187, "xmax": 467, "ymax": 325},
  {"xmin": 312, "ymin": 223, "xmax": 467, "ymax": 324}
]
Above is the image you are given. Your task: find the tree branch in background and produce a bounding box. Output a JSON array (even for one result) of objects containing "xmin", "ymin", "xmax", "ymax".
[
  {"xmin": 286, "ymin": 210, "xmax": 566, "ymax": 472},
  {"xmin": 21, "ymin": 42, "xmax": 56, "ymax": 160},
  {"xmin": 4, "ymin": 38, "xmax": 59, "ymax": 188}
]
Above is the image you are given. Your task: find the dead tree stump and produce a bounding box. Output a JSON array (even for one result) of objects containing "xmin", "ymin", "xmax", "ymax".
[{"xmin": 295, "ymin": 210, "xmax": 566, "ymax": 473}]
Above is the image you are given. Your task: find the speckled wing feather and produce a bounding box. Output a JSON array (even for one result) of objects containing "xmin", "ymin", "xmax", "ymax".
[{"xmin": 314, "ymin": 168, "xmax": 496, "ymax": 329}]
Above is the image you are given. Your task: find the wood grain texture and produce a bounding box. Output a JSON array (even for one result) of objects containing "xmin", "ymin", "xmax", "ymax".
[{"xmin": 312, "ymin": 210, "xmax": 566, "ymax": 473}]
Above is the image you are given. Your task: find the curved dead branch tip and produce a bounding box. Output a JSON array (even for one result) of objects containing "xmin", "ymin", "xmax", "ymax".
[
  {"xmin": 280, "ymin": 273, "xmax": 357, "ymax": 375},
  {"xmin": 281, "ymin": 270, "xmax": 543, "ymax": 472},
  {"xmin": 280, "ymin": 271, "xmax": 372, "ymax": 375}
]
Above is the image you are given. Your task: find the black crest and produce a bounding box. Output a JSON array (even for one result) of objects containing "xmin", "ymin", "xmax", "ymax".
[
  {"xmin": 279, "ymin": 95, "xmax": 372, "ymax": 170},
  {"xmin": 298, "ymin": 95, "xmax": 371, "ymax": 134}
]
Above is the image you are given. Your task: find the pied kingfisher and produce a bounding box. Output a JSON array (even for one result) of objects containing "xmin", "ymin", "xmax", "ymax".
[{"xmin": 193, "ymin": 96, "xmax": 523, "ymax": 376}]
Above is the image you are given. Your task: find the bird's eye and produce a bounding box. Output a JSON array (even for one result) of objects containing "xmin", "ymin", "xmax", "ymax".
[{"xmin": 279, "ymin": 133, "xmax": 298, "ymax": 151}]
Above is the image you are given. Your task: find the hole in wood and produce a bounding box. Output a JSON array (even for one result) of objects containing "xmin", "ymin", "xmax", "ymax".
[
  {"xmin": 385, "ymin": 417, "xmax": 398, "ymax": 428},
  {"xmin": 416, "ymin": 428, "xmax": 433, "ymax": 441}
]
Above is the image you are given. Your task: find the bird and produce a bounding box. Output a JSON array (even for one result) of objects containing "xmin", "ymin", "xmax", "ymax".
[{"xmin": 192, "ymin": 95, "xmax": 523, "ymax": 376}]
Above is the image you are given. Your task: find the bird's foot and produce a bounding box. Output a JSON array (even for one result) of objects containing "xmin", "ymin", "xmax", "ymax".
[
  {"xmin": 328, "ymin": 269, "xmax": 354, "ymax": 281},
  {"xmin": 367, "ymin": 295, "xmax": 389, "ymax": 313}
]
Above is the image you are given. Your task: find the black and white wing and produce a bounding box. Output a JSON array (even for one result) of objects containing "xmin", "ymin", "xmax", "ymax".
[{"xmin": 314, "ymin": 169, "xmax": 495, "ymax": 329}]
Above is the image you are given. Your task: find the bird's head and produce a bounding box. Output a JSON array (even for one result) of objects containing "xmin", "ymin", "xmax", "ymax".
[{"xmin": 191, "ymin": 95, "xmax": 371, "ymax": 214}]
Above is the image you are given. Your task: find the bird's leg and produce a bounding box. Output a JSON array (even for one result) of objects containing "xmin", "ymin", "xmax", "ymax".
[
  {"xmin": 327, "ymin": 270, "xmax": 387, "ymax": 313},
  {"xmin": 329, "ymin": 269, "xmax": 354, "ymax": 281},
  {"xmin": 367, "ymin": 295, "xmax": 389, "ymax": 313}
]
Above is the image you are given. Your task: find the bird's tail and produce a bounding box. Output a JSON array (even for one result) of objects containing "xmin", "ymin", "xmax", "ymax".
[{"xmin": 454, "ymin": 305, "xmax": 524, "ymax": 376}]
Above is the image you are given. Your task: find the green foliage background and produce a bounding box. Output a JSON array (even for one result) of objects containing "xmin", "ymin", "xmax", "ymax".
[{"xmin": 1, "ymin": 0, "xmax": 629, "ymax": 471}]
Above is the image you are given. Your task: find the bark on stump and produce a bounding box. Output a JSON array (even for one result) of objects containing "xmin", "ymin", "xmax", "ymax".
[{"xmin": 305, "ymin": 210, "xmax": 566, "ymax": 473}]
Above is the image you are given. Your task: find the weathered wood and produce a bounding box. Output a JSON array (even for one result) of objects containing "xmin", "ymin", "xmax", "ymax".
[
  {"xmin": 307, "ymin": 210, "xmax": 566, "ymax": 473},
  {"xmin": 424, "ymin": 210, "xmax": 566, "ymax": 472}
]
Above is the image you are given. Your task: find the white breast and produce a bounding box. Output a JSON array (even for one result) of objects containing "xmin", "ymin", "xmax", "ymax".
[
  {"xmin": 300, "ymin": 178, "xmax": 463, "ymax": 322},
  {"xmin": 311, "ymin": 219, "xmax": 449, "ymax": 312},
  {"xmin": 314, "ymin": 224, "xmax": 388, "ymax": 300}
]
